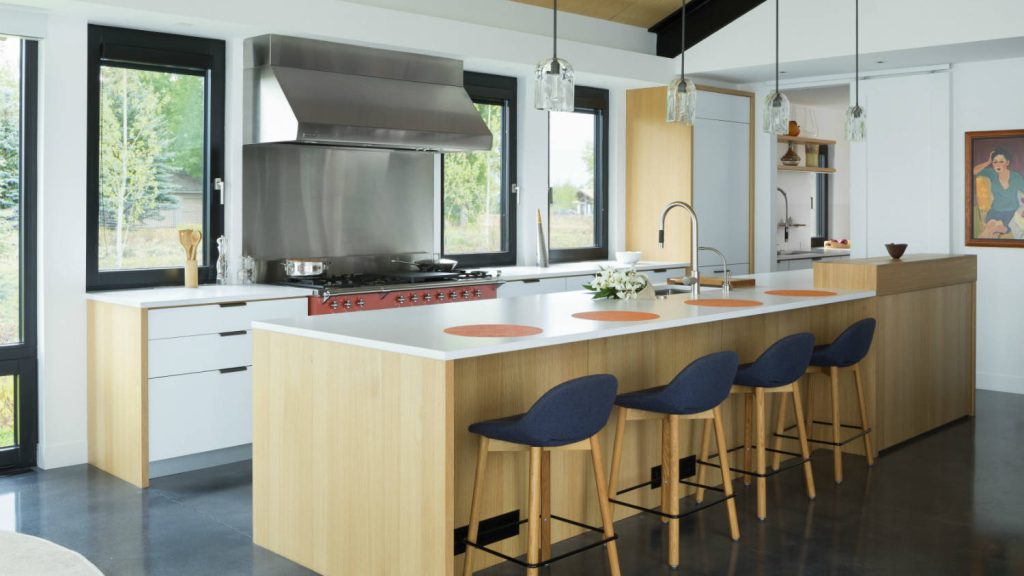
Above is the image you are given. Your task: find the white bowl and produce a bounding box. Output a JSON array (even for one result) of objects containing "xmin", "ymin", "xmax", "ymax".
[{"xmin": 615, "ymin": 251, "xmax": 642, "ymax": 265}]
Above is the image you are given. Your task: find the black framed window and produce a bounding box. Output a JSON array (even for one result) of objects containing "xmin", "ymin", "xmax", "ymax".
[
  {"xmin": 441, "ymin": 72, "xmax": 517, "ymax": 267},
  {"xmin": 548, "ymin": 85, "xmax": 609, "ymax": 263},
  {"xmin": 87, "ymin": 25, "xmax": 225, "ymax": 290},
  {"xmin": 0, "ymin": 37, "xmax": 38, "ymax": 470}
]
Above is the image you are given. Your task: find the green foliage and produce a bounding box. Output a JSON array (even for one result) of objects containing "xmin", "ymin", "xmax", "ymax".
[
  {"xmin": 0, "ymin": 40, "xmax": 20, "ymax": 216},
  {"xmin": 443, "ymin": 103, "xmax": 503, "ymax": 227},
  {"xmin": 551, "ymin": 182, "xmax": 577, "ymax": 211},
  {"xmin": 0, "ymin": 376, "xmax": 13, "ymax": 448}
]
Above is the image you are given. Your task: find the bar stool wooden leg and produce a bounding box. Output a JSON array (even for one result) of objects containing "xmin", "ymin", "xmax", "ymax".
[
  {"xmin": 853, "ymin": 364, "xmax": 875, "ymax": 466},
  {"xmin": 695, "ymin": 418, "xmax": 711, "ymax": 503},
  {"xmin": 790, "ymin": 381, "xmax": 816, "ymax": 501},
  {"xmin": 830, "ymin": 366, "xmax": 843, "ymax": 484},
  {"xmin": 754, "ymin": 388, "xmax": 767, "ymax": 521},
  {"xmin": 463, "ymin": 436, "xmax": 489, "ymax": 576},
  {"xmin": 526, "ymin": 446, "xmax": 542, "ymax": 576},
  {"xmin": 667, "ymin": 414, "xmax": 681, "ymax": 568},
  {"xmin": 805, "ymin": 372, "xmax": 815, "ymax": 437},
  {"xmin": 661, "ymin": 417, "xmax": 672, "ymax": 523},
  {"xmin": 607, "ymin": 408, "xmax": 627, "ymax": 518},
  {"xmin": 743, "ymin": 394, "xmax": 753, "ymax": 486},
  {"xmin": 712, "ymin": 407, "xmax": 741, "ymax": 541},
  {"xmin": 541, "ymin": 451, "xmax": 551, "ymax": 560},
  {"xmin": 772, "ymin": 394, "xmax": 787, "ymax": 471},
  {"xmin": 589, "ymin": 435, "xmax": 622, "ymax": 576}
]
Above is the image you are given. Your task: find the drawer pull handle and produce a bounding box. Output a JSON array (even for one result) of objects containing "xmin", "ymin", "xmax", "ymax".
[
  {"xmin": 219, "ymin": 330, "xmax": 247, "ymax": 337},
  {"xmin": 652, "ymin": 268, "xmax": 668, "ymax": 273},
  {"xmin": 522, "ymin": 279, "xmax": 541, "ymax": 284},
  {"xmin": 219, "ymin": 302, "xmax": 247, "ymax": 308},
  {"xmin": 219, "ymin": 366, "xmax": 248, "ymax": 374}
]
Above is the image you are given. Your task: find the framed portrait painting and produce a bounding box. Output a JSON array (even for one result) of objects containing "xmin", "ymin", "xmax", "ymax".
[{"xmin": 966, "ymin": 129, "xmax": 1024, "ymax": 247}]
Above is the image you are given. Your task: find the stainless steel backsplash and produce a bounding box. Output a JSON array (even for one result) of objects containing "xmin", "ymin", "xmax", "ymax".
[{"xmin": 242, "ymin": 144, "xmax": 435, "ymax": 262}]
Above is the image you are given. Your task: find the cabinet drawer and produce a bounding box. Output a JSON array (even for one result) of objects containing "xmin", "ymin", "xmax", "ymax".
[
  {"xmin": 148, "ymin": 331, "xmax": 251, "ymax": 379},
  {"xmin": 497, "ymin": 278, "xmax": 566, "ymax": 298},
  {"xmin": 644, "ymin": 268, "xmax": 686, "ymax": 284},
  {"xmin": 149, "ymin": 368, "xmax": 252, "ymax": 462},
  {"xmin": 564, "ymin": 274, "xmax": 596, "ymax": 291},
  {"xmin": 148, "ymin": 298, "xmax": 307, "ymax": 340}
]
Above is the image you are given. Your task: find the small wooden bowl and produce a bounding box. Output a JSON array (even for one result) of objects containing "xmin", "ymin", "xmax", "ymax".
[{"xmin": 885, "ymin": 243, "xmax": 908, "ymax": 260}]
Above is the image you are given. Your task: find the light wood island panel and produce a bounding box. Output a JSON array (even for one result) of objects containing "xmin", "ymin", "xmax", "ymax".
[
  {"xmin": 253, "ymin": 298, "xmax": 876, "ymax": 575},
  {"xmin": 815, "ymin": 254, "xmax": 977, "ymax": 449}
]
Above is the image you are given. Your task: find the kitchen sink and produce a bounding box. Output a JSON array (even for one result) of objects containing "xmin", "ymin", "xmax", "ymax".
[
  {"xmin": 654, "ymin": 285, "xmax": 692, "ymax": 298},
  {"xmin": 777, "ymin": 249, "xmax": 819, "ymax": 256}
]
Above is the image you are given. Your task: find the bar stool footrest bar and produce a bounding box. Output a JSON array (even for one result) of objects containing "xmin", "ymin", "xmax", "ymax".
[
  {"xmin": 711, "ymin": 454, "xmax": 808, "ymax": 479},
  {"xmin": 608, "ymin": 491, "xmax": 734, "ymax": 521},
  {"xmin": 775, "ymin": 423, "xmax": 872, "ymax": 447},
  {"xmin": 464, "ymin": 515, "xmax": 617, "ymax": 570}
]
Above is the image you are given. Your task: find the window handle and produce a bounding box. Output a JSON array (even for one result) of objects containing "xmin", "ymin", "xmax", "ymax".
[
  {"xmin": 512, "ymin": 184, "xmax": 519, "ymax": 206},
  {"xmin": 215, "ymin": 178, "xmax": 225, "ymax": 205}
]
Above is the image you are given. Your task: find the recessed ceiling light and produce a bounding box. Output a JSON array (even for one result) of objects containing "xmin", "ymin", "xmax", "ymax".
[
  {"xmin": 875, "ymin": 60, "xmax": 885, "ymax": 64},
  {"xmin": 780, "ymin": 70, "xmax": 787, "ymax": 74}
]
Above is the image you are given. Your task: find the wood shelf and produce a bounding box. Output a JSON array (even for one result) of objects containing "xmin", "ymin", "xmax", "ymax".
[
  {"xmin": 778, "ymin": 165, "xmax": 837, "ymax": 174},
  {"xmin": 778, "ymin": 135, "xmax": 837, "ymax": 146}
]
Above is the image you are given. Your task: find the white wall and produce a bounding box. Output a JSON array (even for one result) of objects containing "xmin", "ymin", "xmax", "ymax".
[
  {"xmin": 0, "ymin": 0, "xmax": 671, "ymax": 468},
  {"xmin": 855, "ymin": 72, "xmax": 951, "ymax": 258},
  {"xmin": 951, "ymin": 57, "xmax": 1024, "ymax": 395}
]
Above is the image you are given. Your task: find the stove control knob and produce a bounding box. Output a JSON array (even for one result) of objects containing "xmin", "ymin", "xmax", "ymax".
[
  {"xmin": 437, "ymin": 292, "xmax": 446, "ymax": 301},
  {"xmin": 396, "ymin": 295, "xmax": 407, "ymax": 304},
  {"xmin": 410, "ymin": 294, "xmax": 419, "ymax": 303},
  {"xmin": 461, "ymin": 290, "xmax": 471, "ymax": 299},
  {"xmin": 449, "ymin": 291, "xmax": 459, "ymax": 300},
  {"xmin": 329, "ymin": 300, "xmax": 340, "ymax": 310},
  {"xmin": 342, "ymin": 300, "xmax": 353, "ymax": 310},
  {"xmin": 423, "ymin": 293, "xmax": 433, "ymax": 302},
  {"xmin": 472, "ymin": 289, "xmax": 482, "ymax": 297},
  {"xmin": 355, "ymin": 298, "xmax": 366, "ymax": 308}
]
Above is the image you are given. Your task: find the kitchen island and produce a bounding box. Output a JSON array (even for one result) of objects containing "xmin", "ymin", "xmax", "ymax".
[{"xmin": 251, "ymin": 255, "xmax": 975, "ymax": 575}]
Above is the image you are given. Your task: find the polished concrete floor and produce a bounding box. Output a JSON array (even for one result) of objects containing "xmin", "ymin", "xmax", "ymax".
[{"xmin": 1, "ymin": 390, "xmax": 1022, "ymax": 575}]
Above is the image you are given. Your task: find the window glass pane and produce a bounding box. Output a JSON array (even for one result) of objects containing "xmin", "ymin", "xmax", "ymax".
[
  {"xmin": 443, "ymin": 103, "xmax": 504, "ymax": 255},
  {"xmin": 0, "ymin": 38, "xmax": 21, "ymax": 345},
  {"xmin": 549, "ymin": 110, "xmax": 597, "ymax": 249},
  {"xmin": 0, "ymin": 375, "xmax": 13, "ymax": 448},
  {"xmin": 98, "ymin": 66, "xmax": 206, "ymax": 270}
]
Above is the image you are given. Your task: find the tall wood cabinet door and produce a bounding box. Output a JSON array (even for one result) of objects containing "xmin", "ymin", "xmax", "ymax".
[{"xmin": 693, "ymin": 117, "xmax": 750, "ymax": 272}]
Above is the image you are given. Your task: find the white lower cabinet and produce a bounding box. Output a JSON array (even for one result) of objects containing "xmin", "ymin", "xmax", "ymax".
[
  {"xmin": 149, "ymin": 368, "xmax": 252, "ymax": 461},
  {"xmin": 148, "ymin": 331, "xmax": 252, "ymax": 379},
  {"xmin": 497, "ymin": 278, "xmax": 566, "ymax": 297}
]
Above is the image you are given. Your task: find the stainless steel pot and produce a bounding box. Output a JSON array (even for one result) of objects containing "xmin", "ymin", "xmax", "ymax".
[
  {"xmin": 390, "ymin": 257, "xmax": 459, "ymax": 272},
  {"xmin": 282, "ymin": 259, "xmax": 328, "ymax": 277}
]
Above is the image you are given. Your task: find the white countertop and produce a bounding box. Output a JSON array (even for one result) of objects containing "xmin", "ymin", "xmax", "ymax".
[
  {"xmin": 253, "ymin": 270, "xmax": 874, "ymax": 361},
  {"xmin": 476, "ymin": 260, "xmax": 688, "ymax": 281},
  {"xmin": 86, "ymin": 284, "xmax": 315, "ymax": 308}
]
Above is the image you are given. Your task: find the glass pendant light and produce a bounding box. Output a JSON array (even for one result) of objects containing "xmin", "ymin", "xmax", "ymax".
[
  {"xmin": 844, "ymin": 0, "xmax": 867, "ymax": 141},
  {"xmin": 762, "ymin": 0, "xmax": 790, "ymax": 134},
  {"xmin": 535, "ymin": 0, "xmax": 574, "ymax": 112},
  {"xmin": 666, "ymin": 0, "xmax": 697, "ymax": 124}
]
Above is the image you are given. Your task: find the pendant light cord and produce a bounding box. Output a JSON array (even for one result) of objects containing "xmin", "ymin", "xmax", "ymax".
[
  {"xmin": 553, "ymin": 0, "xmax": 558, "ymax": 61},
  {"xmin": 680, "ymin": 0, "xmax": 685, "ymax": 80},
  {"xmin": 775, "ymin": 0, "xmax": 780, "ymax": 94},
  {"xmin": 855, "ymin": 0, "xmax": 859, "ymax": 107}
]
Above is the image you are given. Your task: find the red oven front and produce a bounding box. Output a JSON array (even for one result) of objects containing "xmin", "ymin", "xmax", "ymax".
[{"xmin": 308, "ymin": 283, "xmax": 501, "ymax": 315}]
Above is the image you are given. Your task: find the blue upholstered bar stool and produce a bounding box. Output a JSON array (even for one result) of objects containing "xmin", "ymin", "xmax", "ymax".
[
  {"xmin": 774, "ymin": 319, "xmax": 877, "ymax": 484},
  {"xmin": 462, "ymin": 375, "xmax": 621, "ymax": 576},
  {"xmin": 606, "ymin": 351, "xmax": 741, "ymax": 569},
  {"xmin": 730, "ymin": 333, "xmax": 816, "ymax": 521}
]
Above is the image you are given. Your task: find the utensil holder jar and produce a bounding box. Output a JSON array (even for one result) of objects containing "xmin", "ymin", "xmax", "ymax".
[{"xmin": 184, "ymin": 260, "xmax": 199, "ymax": 288}]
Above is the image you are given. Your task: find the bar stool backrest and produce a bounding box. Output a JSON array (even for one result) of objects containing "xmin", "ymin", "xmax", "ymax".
[
  {"xmin": 747, "ymin": 333, "xmax": 816, "ymax": 387},
  {"xmin": 823, "ymin": 318, "xmax": 877, "ymax": 367},
  {"xmin": 661, "ymin": 351, "xmax": 739, "ymax": 413},
  {"xmin": 519, "ymin": 374, "xmax": 618, "ymax": 447}
]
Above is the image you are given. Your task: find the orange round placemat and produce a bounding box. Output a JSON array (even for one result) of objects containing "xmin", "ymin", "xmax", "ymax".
[
  {"xmin": 444, "ymin": 324, "xmax": 543, "ymax": 338},
  {"xmin": 764, "ymin": 289, "xmax": 838, "ymax": 297},
  {"xmin": 685, "ymin": 299, "xmax": 763, "ymax": 308},
  {"xmin": 572, "ymin": 311, "xmax": 661, "ymax": 322}
]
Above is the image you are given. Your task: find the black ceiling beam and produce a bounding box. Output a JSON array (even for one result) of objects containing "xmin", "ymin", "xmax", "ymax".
[{"xmin": 650, "ymin": 0, "xmax": 766, "ymax": 59}]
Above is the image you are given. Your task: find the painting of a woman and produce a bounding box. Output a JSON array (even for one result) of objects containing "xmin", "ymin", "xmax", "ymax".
[{"xmin": 965, "ymin": 131, "xmax": 1024, "ymax": 247}]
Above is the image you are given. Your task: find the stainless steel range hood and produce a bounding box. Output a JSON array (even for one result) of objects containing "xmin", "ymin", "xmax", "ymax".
[{"xmin": 243, "ymin": 35, "xmax": 492, "ymax": 151}]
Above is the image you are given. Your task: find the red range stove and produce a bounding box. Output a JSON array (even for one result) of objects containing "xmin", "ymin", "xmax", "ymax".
[{"xmin": 285, "ymin": 270, "xmax": 501, "ymax": 315}]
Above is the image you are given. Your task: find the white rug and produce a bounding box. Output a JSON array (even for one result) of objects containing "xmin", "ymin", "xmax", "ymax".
[{"xmin": 0, "ymin": 530, "xmax": 103, "ymax": 575}]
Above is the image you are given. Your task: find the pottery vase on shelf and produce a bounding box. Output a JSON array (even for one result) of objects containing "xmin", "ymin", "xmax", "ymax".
[
  {"xmin": 787, "ymin": 120, "xmax": 801, "ymax": 137},
  {"xmin": 781, "ymin": 142, "xmax": 801, "ymax": 166}
]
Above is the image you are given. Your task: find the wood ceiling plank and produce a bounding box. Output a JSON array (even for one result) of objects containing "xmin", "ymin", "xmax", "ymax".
[{"xmin": 511, "ymin": 0, "xmax": 683, "ymax": 29}]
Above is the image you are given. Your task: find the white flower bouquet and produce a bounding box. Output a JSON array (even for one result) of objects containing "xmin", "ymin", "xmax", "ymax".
[{"xmin": 583, "ymin": 266, "xmax": 650, "ymax": 300}]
